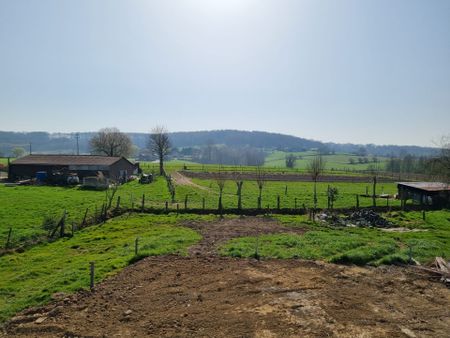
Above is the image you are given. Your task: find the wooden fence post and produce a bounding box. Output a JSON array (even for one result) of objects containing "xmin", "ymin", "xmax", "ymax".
[
  {"xmin": 60, "ymin": 210, "xmax": 66, "ymax": 237},
  {"xmin": 81, "ymin": 208, "xmax": 89, "ymax": 226},
  {"xmin": 135, "ymin": 237, "xmax": 139, "ymax": 256},
  {"xmin": 165, "ymin": 201, "xmax": 168, "ymax": 212},
  {"xmin": 5, "ymin": 227, "xmax": 12, "ymax": 249},
  {"xmin": 277, "ymin": 195, "xmax": 280, "ymax": 210},
  {"xmin": 116, "ymin": 196, "xmax": 121, "ymax": 209},
  {"xmin": 184, "ymin": 195, "xmax": 188, "ymax": 210},
  {"xmin": 422, "ymin": 210, "xmax": 426, "ymax": 221},
  {"xmin": 90, "ymin": 262, "xmax": 95, "ymax": 290}
]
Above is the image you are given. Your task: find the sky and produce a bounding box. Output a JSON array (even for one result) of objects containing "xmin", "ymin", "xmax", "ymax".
[{"xmin": 0, "ymin": 0, "xmax": 449, "ymax": 147}]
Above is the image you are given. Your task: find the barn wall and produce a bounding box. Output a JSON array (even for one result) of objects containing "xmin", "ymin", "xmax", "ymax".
[{"xmin": 109, "ymin": 159, "xmax": 136, "ymax": 181}]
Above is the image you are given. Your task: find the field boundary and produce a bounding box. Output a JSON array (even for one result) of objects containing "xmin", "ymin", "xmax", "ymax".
[{"xmin": 180, "ymin": 170, "xmax": 396, "ymax": 183}]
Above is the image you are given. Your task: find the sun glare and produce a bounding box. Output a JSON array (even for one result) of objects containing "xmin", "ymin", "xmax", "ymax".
[{"xmin": 187, "ymin": 0, "xmax": 256, "ymax": 15}]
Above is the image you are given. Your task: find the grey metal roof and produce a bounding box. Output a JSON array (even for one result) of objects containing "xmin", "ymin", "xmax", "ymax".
[
  {"xmin": 11, "ymin": 155, "xmax": 123, "ymax": 166},
  {"xmin": 397, "ymin": 182, "xmax": 450, "ymax": 192}
]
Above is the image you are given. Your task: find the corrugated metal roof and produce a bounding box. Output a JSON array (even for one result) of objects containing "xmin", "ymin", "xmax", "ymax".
[
  {"xmin": 397, "ymin": 182, "xmax": 450, "ymax": 192},
  {"xmin": 11, "ymin": 155, "xmax": 123, "ymax": 166}
]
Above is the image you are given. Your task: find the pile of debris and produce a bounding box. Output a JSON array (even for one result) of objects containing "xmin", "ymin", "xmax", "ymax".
[
  {"xmin": 345, "ymin": 209, "xmax": 393, "ymax": 228},
  {"xmin": 414, "ymin": 257, "xmax": 450, "ymax": 286},
  {"xmin": 318, "ymin": 209, "xmax": 393, "ymax": 228}
]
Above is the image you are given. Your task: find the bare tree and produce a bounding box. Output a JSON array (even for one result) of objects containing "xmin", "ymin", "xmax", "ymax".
[
  {"xmin": 307, "ymin": 155, "xmax": 326, "ymax": 210},
  {"xmin": 216, "ymin": 172, "xmax": 226, "ymax": 216},
  {"xmin": 90, "ymin": 128, "xmax": 133, "ymax": 157},
  {"xmin": 431, "ymin": 135, "xmax": 450, "ymax": 184},
  {"xmin": 148, "ymin": 126, "xmax": 171, "ymax": 176},
  {"xmin": 255, "ymin": 167, "xmax": 266, "ymax": 209},
  {"xmin": 233, "ymin": 172, "xmax": 244, "ymax": 211}
]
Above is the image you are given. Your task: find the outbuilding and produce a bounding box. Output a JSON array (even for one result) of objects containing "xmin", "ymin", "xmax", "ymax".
[
  {"xmin": 397, "ymin": 182, "xmax": 450, "ymax": 208},
  {"xmin": 9, "ymin": 154, "xmax": 138, "ymax": 182}
]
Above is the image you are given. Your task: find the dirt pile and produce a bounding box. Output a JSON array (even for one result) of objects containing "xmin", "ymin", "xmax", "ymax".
[
  {"xmin": 320, "ymin": 209, "xmax": 393, "ymax": 228},
  {"xmin": 346, "ymin": 209, "xmax": 393, "ymax": 228}
]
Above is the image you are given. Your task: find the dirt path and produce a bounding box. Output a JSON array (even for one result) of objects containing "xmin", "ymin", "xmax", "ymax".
[
  {"xmin": 2, "ymin": 217, "xmax": 450, "ymax": 338},
  {"xmin": 171, "ymin": 171, "xmax": 211, "ymax": 192}
]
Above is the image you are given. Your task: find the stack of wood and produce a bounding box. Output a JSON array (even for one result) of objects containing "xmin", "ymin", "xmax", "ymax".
[{"xmin": 414, "ymin": 257, "xmax": 450, "ymax": 285}]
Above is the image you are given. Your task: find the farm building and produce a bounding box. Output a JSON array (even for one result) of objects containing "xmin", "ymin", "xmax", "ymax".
[
  {"xmin": 8, "ymin": 155, "xmax": 138, "ymax": 182},
  {"xmin": 397, "ymin": 182, "xmax": 450, "ymax": 208}
]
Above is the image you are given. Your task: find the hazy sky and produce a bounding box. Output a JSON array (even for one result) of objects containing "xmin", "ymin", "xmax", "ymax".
[{"xmin": 0, "ymin": 0, "xmax": 449, "ymax": 146}]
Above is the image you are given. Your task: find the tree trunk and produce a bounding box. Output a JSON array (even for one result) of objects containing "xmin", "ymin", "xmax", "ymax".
[
  {"xmin": 159, "ymin": 156, "xmax": 164, "ymax": 176},
  {"xmin": 258, "ymin": 188, "xmax": 262, "ymax": 209},
  {"xmin": 313, "ymin": 180, "xmax": 317, "ymax": 210}
]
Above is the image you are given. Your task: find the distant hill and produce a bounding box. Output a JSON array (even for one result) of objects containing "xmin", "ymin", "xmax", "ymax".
[{"xmin": 0, "ymin": 130, "xmax": 439, "ymax": 157}]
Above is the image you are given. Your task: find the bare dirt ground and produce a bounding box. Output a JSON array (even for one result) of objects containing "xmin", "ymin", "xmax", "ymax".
[
  {"xmin": 171, "ymin": 171, "xmax": 211, "ymax": 192},
  {"xmin": 2, "ymin": 218, "xmax": 449, "ymax": 338}
]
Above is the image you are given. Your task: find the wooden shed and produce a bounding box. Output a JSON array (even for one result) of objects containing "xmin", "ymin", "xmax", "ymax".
[
  {"xmin": 397, "ymin": 182, "xmax": 450, "ymax": 208},
  {"xmin": 9, "ymin": 155, "xmax": 137, "ymax": 182}
]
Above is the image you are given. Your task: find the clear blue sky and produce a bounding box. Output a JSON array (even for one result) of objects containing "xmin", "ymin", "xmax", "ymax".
[{"xmin": 0, "ymin": 0, "xmax": 449, "ymax": 146}]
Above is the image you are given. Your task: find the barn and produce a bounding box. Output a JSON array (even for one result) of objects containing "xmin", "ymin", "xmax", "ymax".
[
  {"xmin": 8, "ymin": 155, "xmax": 138, "ymax": 182},
  {"xmin": 397, "ymin": 182, "xmax": 450, "ymax": 208}
]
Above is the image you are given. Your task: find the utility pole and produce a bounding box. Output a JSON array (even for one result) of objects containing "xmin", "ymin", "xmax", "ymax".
[{"xmin": 75, "ymin": 133, "xmax": 80, "ymax": 155}]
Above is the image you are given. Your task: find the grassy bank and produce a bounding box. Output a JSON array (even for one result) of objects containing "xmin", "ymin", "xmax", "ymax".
[
  {"xmin": 220, "ymin": 211, "xmax": 450, "ymax": 265},
  {"xmin": 0, "ymin": 213, "xmax": 208, "ymax": 322}
]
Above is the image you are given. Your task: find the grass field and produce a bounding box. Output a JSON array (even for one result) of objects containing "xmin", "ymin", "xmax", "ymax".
[
  {"xmin": 0, "ymin": 178, "xmax": 171, "ymax": 246},
  {"xmin": 264, "ymin": 151, "xmax": 389, "ymax": 171},
  {"xmin": 0, "ymin": 213, "xmax": 207, "ymax": 322},
  {"xmin": 220, "ymin": 210, "xmax": 450, "ymax": 265},
  {"xmin": 0, "ymin": 157, "xmax": 13, "ymax": 166},
  {"xmin": 1, "ymin": 173, "xmax": 399, "ymax": 246},
  {"xmin": 176, "ymin": 178, "xmax": 400, "ymax": 210},
  {"xmin": 139, "ymin": 160, "xmax": 378, "ymax": 177}
]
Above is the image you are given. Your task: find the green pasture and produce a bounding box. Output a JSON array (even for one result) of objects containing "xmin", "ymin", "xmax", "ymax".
[
  {"xmin": 220, "ymin": 210, "xmax": 450, "ymax": 266},
  {"xmin": 0, "ymin": 213, "xmax": 206, "ymax": 322},
  {"xmin": 264, "ymin": 151, "xmax": 389, "ymax": 171},
  {"xmin": 139, "ymin": 159, "xmax": 375, "ymax": 176},
  {"xmin": 176, "ymin": 178, "xmax": 400, "ymax": 210},
  {"xmin": 1, "ymin": 172, "xmax": 401, "ymax": 246},
  {"xmin": 0, "ymin": 178, "xmax": 171, "ymax": 246}
]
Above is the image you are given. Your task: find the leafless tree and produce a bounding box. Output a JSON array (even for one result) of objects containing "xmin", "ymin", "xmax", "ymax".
[
  {"xmin": 233, "ymin": 172, "xmax": 244, "ymax": 210},
  {"xmin": 216, "ymin": 172, "xmax": 226, "ymax": 216},
  {"xmin": 307, "ymin": 155, "xmax": 326, "ymax": 210},
  {"xmin": 90, "ymin": 128, "xmax": 133, "ymax": 157},
  {"xmin": 255, "ymin": 167, "xmax": 266, "ymax": 209},
  {"xmin": 431, "ymin": 135, "xmax": 450, "ymax": 184},
  {"xmin": 148, "ymin": 126, "xmax": 171, "ymax": 176}
]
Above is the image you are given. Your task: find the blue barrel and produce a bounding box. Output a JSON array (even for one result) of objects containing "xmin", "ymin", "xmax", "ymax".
[{"xmin": 36, "ymin": 171, "xmax": 48, "ymax": 181}]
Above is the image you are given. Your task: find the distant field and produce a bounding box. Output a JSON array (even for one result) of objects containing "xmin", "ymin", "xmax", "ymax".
[
  {"xmin": 264, "ymin": 151, "xmax": 389, "ymax": 171},
  {"xmin": 0, "ymin": 157, "xmax": 13, "ymax": 166}
]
